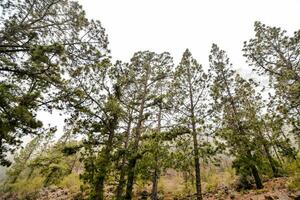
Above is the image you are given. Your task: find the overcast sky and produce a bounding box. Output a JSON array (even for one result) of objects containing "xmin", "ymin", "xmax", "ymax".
[
  {"xmin": 39, "ymin": 0, "xmax": 300, "ymax": 138},
  {"xmin": 78, "ymin": 0, "xmax": 300, "ymax": 74}
]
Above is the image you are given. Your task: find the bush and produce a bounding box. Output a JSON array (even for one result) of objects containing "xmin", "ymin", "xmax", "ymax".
[
  {"xmin": 9, "ymin": 176, "xmax": 44, "ymax": 199},
  {"xmin": 58, "ymin": 173, "xmax": 82, "ymax": 194},
  {"xmin": 287, "ymin": 175, "xmax": 300, "ymax": 191},
  {"xmin": 284, "ymin": 156, "xmax": 300, "ymax": 191}
]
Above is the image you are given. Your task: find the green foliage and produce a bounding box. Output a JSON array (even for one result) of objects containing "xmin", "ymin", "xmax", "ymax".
[
  {"xmin": 287, "ymin": 176, "xmax": 300, "ymax": 191},
  {"xmin": 1, "ymin": 1, "xmax": 300, "ymax": 198},
  {"xmin": 0, "ymin": 0, "xmax": 109, "ymax": 166},
  {"xmin": 136, "ymin": 131, "xmax": 172, "ymax": 181},
  {"xmin": 243, "ymin": 21, "xmax": 300, "ymax": 144},
  {"xmin": 58, "ymin": 174, "xmax": 82, "ymax": 194},
  {"xmin": 283, "ymin": 156, "xmax": 300, "ymax": 191},
  {"xmin": 8, "ymin": 176, "xmax": 44, "ymax": 199}
]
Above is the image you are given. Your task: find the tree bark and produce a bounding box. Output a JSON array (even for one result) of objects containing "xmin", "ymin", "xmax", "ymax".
[
  {"xmin": 116, "ymin": 114, "xmax": 132, "ymax": 200},
  {"xmin": 192, "ymin": 129, "xmax": 202, "ymax": 200},
  {"xmin": 124, "ymin": 158, "xmax": 137, "ymax": 200},
  {"xmin": 125, "ymin": 64, "xmax": 151, "ymax": 200},
  {"xmin": 151, "ymin": 166, "xmax": 159, "ymax": 200},
  {"xmin": 187, "ymin": 65, "xmax": 202, "ymax": 200},
  {"xmin": 250, "ymin": 164, "xmax": 263, "ymax": 189},
  {"xmin": 94, "ymin": 104, "xmax": 118, "ymax": 200},
  {"xmin": 151, "ymin": 104, "xmax": 162, "ymax": 200},
  {"xmin": 262, "ymin": 142, "xmax": 279, "ymax": 177},
  {"xmin": 95, "ymin": 174, "xmax": 106, "ymax": 200}
]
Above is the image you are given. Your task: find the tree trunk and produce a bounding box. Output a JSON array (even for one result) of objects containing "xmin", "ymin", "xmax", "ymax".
[
  {"xmin": 262, "ymin": 142, "xmax": 279, "ymax": 177},
  {"xmin": 257, "ymin": 127, "xmax": 279, "ymax": 177},
  {"xmin": 151, "ymin": 103, "xmax": 162, "ymax": 200},
  {"xmin": 192, "ymin": 132, "xmax": 202, "ymax": 200},
  {"xmin": 26, "ymin": 167, "xmax": 34, "ymax": 180},
  {"xmin": 125, "ymin": 64, "xmax": 150, "ymax": 199},
  {"xmin": 116, "ymin": 167, "xmax": 127, "ymax": 200},
  {"xmin": 183, "ymin": 171, "xmax": 188, "ymax": 189},
  {"xmin": 116, "ymin": 115, "xmax": 132, "ymax": 200},
  {"xmin": 262, "ymin": 120, "xmax": 284, "ymax": 166},
  {"xmin": 250, "ymin": 164, "xmax": 263, "ymax": 189},
  {"xmin": 273, "ymin": 145, "xmax": 283, "ymax": 166},
  {"xmin": 125, "ymin": 158, "xmax": 137, "ymax": 200},
  {"xmin": 187, "ymin": 65, "xmax": 202, "ymax": 200},
  {"xmin": 151, "ymin": 167, "xmax": 159, "ymax": 200},
  {"xmin": 94, "ymin": 106, "xmax": 118, "ymax": 200},
  {"xmin": 95, "ymin": 174, "xmax": 105, "ymax": 200}
]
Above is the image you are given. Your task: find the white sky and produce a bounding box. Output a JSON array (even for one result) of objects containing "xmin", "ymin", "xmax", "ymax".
[
  {"xmin": 79, "ymin": 0, "xmax": 300, "ymax": 75},
  {"xmin": 38, "ymin": 0, "xmax": 300, "ymax": 139}
]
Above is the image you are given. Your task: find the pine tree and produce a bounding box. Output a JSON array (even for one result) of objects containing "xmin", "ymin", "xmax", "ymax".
[
  {"xmin": 172, "ymin": 49, "xmax": 211, "ymax": 200},
  {"xmin": 0, "ymin": 0, "xmax": 109, "ymax": 165},
  {"xmin": 124, "ymin": 51, "xmax": 173, "ymax": 200},
  {"xmin": 243, "ymin": 22, "xmax": 300, "ymax": 144},
  {"xmin": 210, "ymin": 44, "xmax": 263, "ymax": 189},
  {"xmin": 66, "ymin": 57, "xmax": 124, "ymax": 199}
]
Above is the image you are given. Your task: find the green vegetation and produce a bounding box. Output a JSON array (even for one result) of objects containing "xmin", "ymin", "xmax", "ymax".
[{"xmin": 0, "ymin": 0, "xmax": 299, "ymax": 200}]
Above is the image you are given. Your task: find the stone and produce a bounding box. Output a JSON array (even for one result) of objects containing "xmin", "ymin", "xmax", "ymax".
[
  {"xmin": 264, "ymin": 195, "xmax": 274, "ymax": 200},
  {"xmin": 294, "ymin": 191, "xmax": 300, "ymax": 200}
]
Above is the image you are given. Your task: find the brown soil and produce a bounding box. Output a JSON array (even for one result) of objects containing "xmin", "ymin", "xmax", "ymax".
[{"xmin": 202, "ymin": 177, "xmax": 299, "ymax": 200}]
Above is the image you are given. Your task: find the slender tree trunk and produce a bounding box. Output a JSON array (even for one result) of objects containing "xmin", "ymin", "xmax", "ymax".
[
  {"xmin": 151, "ymin": 104, "xmax": 162, "ymax": 200},
  {"xmin": 116, "ymin": 115, "xmax": 132, "ymax": 200},
  {"xmin": 94, "ymin": 152, "xmax": 110, "ymax": 200},
  {"xmin": 273, "ymin": 145, "xmax": 283, "ymax": 166},
  {"xmin": 26, "ymin": 167, "xmax": 34, "ymax": 180},
  {"xmin": 257, "ymin": 127, "xmax": 279, "ymax": 177},
  {"xmin": 192, "ymin": 129, "xmax": 202, "ymax": 200},
  {"xmin": 250, "ymin": 164, "xmax": 263, "ymax": 189},
  {"xmin": 280, "ymin": 129, "xmax": 297, "ymax": 160},
  {"xmin": 262, "ymin": 120, "xmax": 284, "ymax": 166},
  {"xmin": 190, "ymin": 169, "xmax": 195, "ymax": 186},
  {"xmin": 95, "ymin": 174, "xmax": 106, "ymax": 200},
  {"xmin": 151, "ymin": 166, "xmax": 159, "ymax": 200},
  {"xmin": 125, "ymin": 158, "xmax": 137, "ymax": 200},
  {"xmin": 11, "ymin": 140, "xmax": 39, "ymax": 183},
  {"xmin": 69, "ymin": 154, "xmax": 78, "ymax": 174},
  {"xmin": 183, "ymin": 171, "xmax": 188, "ymax": 189},
  {"xmin": 125, "ymin": 65, "xmax": 150, "ymax": 200},
  {"xmin": 187, "ymin": 65, "xmax": 202, "ymax": 200},
  {"xmin": 116, "ymin": 165, "xmax": 127, "ymax": 200},
  {"xmin": 262, "ymin": 142, "xmax": 279, "ymax": 177},
  {"xmin": 94, "ymin": 106, "xmax": 118, "ymax": 200},
  {"xmin": 245, "ymin": 149, "xmax": 263, "ymax": 189}
]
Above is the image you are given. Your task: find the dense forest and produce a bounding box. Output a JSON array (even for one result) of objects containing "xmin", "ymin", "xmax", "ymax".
[{"xmin": 0, "ymin": 0, "xmax": 299, "ymax": 200}]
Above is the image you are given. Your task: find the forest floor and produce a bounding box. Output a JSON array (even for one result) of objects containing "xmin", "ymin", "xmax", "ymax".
[
  {"xmin": 131, "ymin": 175, "xmax": 300, "ymax": 200},
  {"xmin": 0, "ymin": 176, "xmax": 299, "ymax": 200},
  {"xmin": 200, "ymin": 177, "xmax": 299, "ymax": 200}
]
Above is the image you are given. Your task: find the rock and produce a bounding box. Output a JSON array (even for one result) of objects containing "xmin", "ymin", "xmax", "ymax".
[
  {"xmin": 264, "ymin": 195, "xmax": 275, "ymax": 200},
  {"xmin": 224, "ymin": 186, "xmax": 229, "ymax": 194},
  {"xmin": 137, "ymin": 190, "xmax": 149, "ymax": 200},
  {"xmin": 289, "ymin": 193, "xmax": 296, "ymax": 199},
  {"xmin": 294, "ymin": 191, "xmax": 300, "ymax": 200},
  {"xmin": 233, "ymin": 176, "xmax": 254, "ymax": 191}
]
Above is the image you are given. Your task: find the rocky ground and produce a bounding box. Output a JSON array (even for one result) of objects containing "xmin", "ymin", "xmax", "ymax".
[
  {"xmin": 200, "ymin": 177, "xmax": 300, "ymax": 200},
  {"xmin": 0, "ymin": 177, "xmax": 299, "ymax": 199}
]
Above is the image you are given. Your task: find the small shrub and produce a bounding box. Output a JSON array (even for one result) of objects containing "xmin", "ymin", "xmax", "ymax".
[
  {"xmin": 284, "ymin": 156, "xmax": 300, "ymax": 191},
  {"xmin": 287, "ymin": 176, "xmax": 300, "ymax": 191},
  {"xmin": 9, "ymin": 176, "xmax": 44, "ymax": 199},
  {"xmin": 58, "ymin": 173, "xmax": 82, "ymax": 194}
]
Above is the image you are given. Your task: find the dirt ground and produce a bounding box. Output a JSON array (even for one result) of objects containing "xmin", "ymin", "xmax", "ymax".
[{"xmin": 202, "ymin": 177, "xmax": 299, "ymax": 200}]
